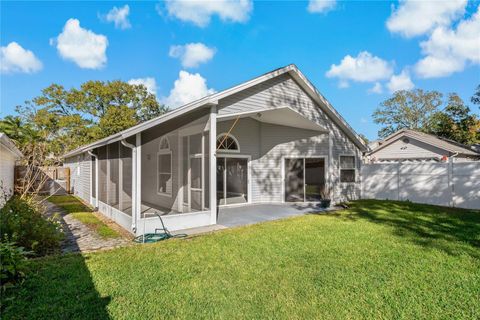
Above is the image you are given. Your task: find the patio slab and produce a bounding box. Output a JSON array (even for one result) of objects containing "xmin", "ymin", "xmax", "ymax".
[{"xmin": 217, "ymin": 203, "xmax": 338, "ymax": 227}]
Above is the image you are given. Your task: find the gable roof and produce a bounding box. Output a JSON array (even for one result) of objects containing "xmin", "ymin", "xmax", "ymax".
[
  {"xmin": 369, "ymin": 129, "xmax": 480, "ymax": 156},
  {"xmin": 63, "ymin": 64, "xmax": 368, "ymax": 158},
  {"xmin": 0, "ymin": 133, "xmax": 23, "ymax": 158}
]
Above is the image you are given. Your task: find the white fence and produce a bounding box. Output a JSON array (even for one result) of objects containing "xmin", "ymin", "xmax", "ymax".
[{"xmin": 361, "ymin": 161, "xmax": 480, "ymax": 209}]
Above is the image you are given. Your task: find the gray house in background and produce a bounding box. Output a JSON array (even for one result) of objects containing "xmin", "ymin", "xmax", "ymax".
[
  {"xmin": 63, "ymin": 65, "xmax": 367, "ymax": 234},
  {"xmin": 367, "ymin": 129, "xmax": 480, "ymax": 163}
]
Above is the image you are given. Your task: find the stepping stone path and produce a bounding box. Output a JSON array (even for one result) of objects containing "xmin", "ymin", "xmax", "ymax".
[{"xmin": 43, "ymin": 200, "xmax": 132, "ymax": 253}]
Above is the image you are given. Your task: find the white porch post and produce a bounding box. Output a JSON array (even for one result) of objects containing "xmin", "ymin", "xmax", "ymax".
[
  {"xmin": 135, "ymin": 133, "xmax": 142, "ymax": 233},
  {"xmin": 209, "ymin": 104, "xmax": 217, "ymax": 224}
]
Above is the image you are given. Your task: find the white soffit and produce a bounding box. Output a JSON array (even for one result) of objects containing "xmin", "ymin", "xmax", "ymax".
[{"xmin": 217, "ymin": 107, "xmax": 327, "ymax": 132}]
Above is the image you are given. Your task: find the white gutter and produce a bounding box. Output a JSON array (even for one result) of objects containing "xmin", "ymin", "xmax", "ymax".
[{"xmin": 120, "ymin": 139, "xmax": 137, "ymax": 233}]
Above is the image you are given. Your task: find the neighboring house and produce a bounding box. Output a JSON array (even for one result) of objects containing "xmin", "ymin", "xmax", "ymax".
[
  {"xmin": 63, "ymin": 65, "xmax": 367, "ymax": 234},
  {"xmin": 0, "ymin": 133, "xmax": 22, "ymax": 206},
  {"xmin": 367, "ymin": 129, "xmax": 480, "ymax": 163}
]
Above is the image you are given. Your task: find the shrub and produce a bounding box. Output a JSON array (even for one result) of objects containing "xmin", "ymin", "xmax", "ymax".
[
  {"xmin": 0, "ymin": 239, "xmax": 30, "ymax": 292},
  {"xmin": 0, "ymin": 196, "xmax": 64, "ymax": 256}
]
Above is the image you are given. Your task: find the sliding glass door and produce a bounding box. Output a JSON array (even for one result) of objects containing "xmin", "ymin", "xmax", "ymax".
[
  {"xmin": 285, "ymin": 158, "xmax": 325, "ymax": 202},
  {"xmin": 217, "ymin": 157, "xmax": 248, "ymax": 205}
]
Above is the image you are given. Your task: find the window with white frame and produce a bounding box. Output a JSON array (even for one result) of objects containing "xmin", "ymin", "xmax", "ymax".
[
  {"xmin": 339, "ymin": 155, "xmax": 356, "ymax": 183},
  {"xmin": 157, "ymin": 136, "xmax": 172, "ymax": 196},
  {"xmin": 216, "ymin": 133, "xmax": 239, "ymax": 152}
]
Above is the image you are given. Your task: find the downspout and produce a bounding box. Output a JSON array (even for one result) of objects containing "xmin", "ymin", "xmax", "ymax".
[
  {"xmin": 121, "ymin": 139, "xmax": 137, "ymax": 233},
  {"xmin": 87, "ymin": 150, "xmax": 99, "ymax": 209}
]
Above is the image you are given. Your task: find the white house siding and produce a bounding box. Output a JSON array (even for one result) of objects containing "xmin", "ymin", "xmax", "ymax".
[
  {"xmin": 218, "ymin": 73, "xmax": 362, "ymax": 202},
  {"xmin": 371, "ymin": 137, "xmax": 447, "ymax": 160},
  {"xmin": 64, "ymin": 152, "xmax": 91, "ymax": 203},
  {"xmin": 0, "ymin": 144, "xmax": 16, "ymax": 202}
]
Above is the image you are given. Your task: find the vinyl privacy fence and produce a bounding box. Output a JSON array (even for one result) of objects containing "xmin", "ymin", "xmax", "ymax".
[{"xmin": 361, "ymin": 161, "xmax": 480, "ymax": 209}]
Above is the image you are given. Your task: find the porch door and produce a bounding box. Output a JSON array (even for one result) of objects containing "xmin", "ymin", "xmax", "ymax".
[
  {"xmin": 285, "ymin": 158, "xmax": 325, "ymax": 202},
  {"xmin": 217, "ymin": 157, "xmax": 248, "ymax": 205}
]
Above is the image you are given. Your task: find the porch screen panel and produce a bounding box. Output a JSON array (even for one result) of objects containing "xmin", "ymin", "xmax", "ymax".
[
  {"xmin": 108, "ymin": 142, "xmax": 119, "ymax": 208},
  {"xmin": 91, "ymin": 155, "xmax": 96, "ymax": 199},
  {"xmin": 120, "ymin": 144, "xmax": 132, "ymax": 216},
  {"xmin": 203, "ymin": 131, "xmax": 209, "ymax": 209},
  {"xmin": 139, "ymin": 113, "xmax": 210, "ymax": 217},
  {"xmin": 98, "ymin": 146, "xmax": 107, "ymax": 203}
]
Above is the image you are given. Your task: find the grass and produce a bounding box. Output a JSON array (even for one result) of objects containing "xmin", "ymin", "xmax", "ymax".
[
  {"xmin": 48, "ymin": 195, "xmax": 119, "ymax": 239},
  {"xmin": 2, "ymin": 200, "xmax": 480, "ymax": 319}
]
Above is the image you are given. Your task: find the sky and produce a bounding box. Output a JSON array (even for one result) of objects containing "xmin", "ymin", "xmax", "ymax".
[{"xmin": 1, "ymin": 0, "xmax": 479, "ymax": 140}]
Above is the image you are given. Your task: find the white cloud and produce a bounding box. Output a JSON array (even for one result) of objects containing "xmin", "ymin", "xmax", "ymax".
[
  {"xmin": 415, "ymin": 7, "xmax": 480, "ymax": 78},
  {"xmin": 386, "ymin": 0, "xmax": 466, "ymax": 38},
  {"xmin": 387, "ymin": 70, "xmax": 414, "ymax": 93},
  {"xmin": 105, "ymin": 5, "xmax": 131, "ymax": 29},
  {"xmin": 53, "ymin": 18, "xmax": 108, "ymax": 69},
  {"xmin": 368, "ymin": 82, "xmax": 383, "ymax": 94},
  {"xmin": 0, "ymin": 42, "xmax": 42, "ymax": 74},
  {"xmin": 307, "ymin": 0, "xmax": 336, "ymax": 13},
  {"xmin": 169, "ymin": 43, "xmax": 216, "ymax": 68},
  {"xmin": 326, "ymin": 51, "xmax": 393, "ymax": 87},
  {"xmin": 162, "ymin": 71, "xmax": 215, "ymax": 108},
  {"xmin": 128, "ymin": 77, "xmax": 157, "ymax": 95},
  {"xmin": 163, "ymin": 0, "xmax": 253, "ymax": 27}
]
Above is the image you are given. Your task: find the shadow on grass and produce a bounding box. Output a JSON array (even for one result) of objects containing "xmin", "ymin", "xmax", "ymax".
[
  {"xmin": 1, "ymin": 254, "xmax": 111, "ymax": 320},
  {"xmin": 332, "ymin": 200, "xmax": 480, "ymax": 259}
]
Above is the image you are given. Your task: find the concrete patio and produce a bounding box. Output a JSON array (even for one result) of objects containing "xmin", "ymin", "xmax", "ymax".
[
  {"xmin": 217, "ymin": 203, "xmax": 338, "ymax": 227},
  {"xmin": 170, "ymin": 203, "xmax": 340, "ymax": 236}
]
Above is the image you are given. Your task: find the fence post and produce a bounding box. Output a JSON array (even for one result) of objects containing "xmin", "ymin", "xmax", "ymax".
[
  {"xmin": 449, "ymin": 158, "xmax": 455, "ymax": 207},
  {"xmin": 397, "ymin": 162, "xmax": 401, "ymax": 201}
]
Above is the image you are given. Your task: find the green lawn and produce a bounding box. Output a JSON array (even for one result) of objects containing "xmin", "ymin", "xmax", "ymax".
[
  {"xmin": 2, "ymin": 200, "xmax": 480, "ymax": 319},
  {"xmin": 48, "ymin": 195, "xmax": 119, "ymax": 239}
]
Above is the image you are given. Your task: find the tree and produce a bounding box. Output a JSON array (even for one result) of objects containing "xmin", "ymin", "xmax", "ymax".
[
  {"xmin": 4, "ymin": 80, "xmax": 169, "ymax": 164},
  {"xmin": 471, "ymin": 84, "xmax": 480, "ymax": 107},
  {"xmin": 98, "ymin": 105, "xmax": 138, "ymax": 138},
  {"xmin": 0, "ymin": 116, "xmax": 38, "ymax": 146},
  {"xmin": 373, "ymin": 89, "xmax": 442, "ymax": 138},
  {"xmin": 358, "ymin": 134, "xmax": 369, "ymax": 144},
  {"xmin": 428, "ymin": 94, "xmax": 480, "ymax": 145}
]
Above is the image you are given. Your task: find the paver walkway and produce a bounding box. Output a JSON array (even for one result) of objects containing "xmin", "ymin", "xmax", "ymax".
[{"xmin": 43, "ymin": 200, "xmax": 132, "ymax": 253}]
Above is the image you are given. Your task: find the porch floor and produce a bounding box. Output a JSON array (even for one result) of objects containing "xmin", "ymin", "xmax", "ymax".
[{"xmin": 217, "ymin": 202, "xmax": 338, "ymax": 227}]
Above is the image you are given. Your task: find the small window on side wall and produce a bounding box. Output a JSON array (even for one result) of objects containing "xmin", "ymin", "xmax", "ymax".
[
  {"xmin": 157, "ymin": 136, "xmax": 172, "ymax": 196},
  {"xmin": 340, "ymin": 155, "xmax": 356, "ymax": 183}
]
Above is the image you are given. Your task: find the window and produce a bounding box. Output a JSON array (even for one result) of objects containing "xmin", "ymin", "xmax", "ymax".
[
  {"xmin": 339, "ymin": 155, "xmax": 356, "ymax": 183},
  {"xmin": 157, "ymin": 136, "xmax": 172, "ymax": 196},
  {"xmin": 216, "ymin": 133, "xmax": 239, "ymax": 152}
]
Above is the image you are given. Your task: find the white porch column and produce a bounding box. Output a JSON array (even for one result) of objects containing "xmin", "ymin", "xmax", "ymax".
[
  {"xmin": 135, "ymin": 133, "xmax": 142, "ymax": 232},
  {"xmin": 209, "ymin": 104, "xmax": 217, "ymax": 224}
]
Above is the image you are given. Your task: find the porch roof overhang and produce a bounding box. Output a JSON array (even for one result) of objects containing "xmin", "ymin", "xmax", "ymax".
[
  {"xmin": 63, "ymin": 64, "xmax": 368, "ymax": 159},
  {"xmin": 217, "ymin": 107, "xmax": 328, "ymax": 132}
]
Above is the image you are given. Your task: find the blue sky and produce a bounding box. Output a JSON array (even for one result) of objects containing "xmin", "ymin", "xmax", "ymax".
[{"xmin": 1, "ymin": 0, "xmax": 479, "ymax": 140}]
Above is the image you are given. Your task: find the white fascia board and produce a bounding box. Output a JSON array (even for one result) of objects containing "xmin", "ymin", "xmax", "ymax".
[{"xmin": 0, "ymin": 133, "xmax": 23, "ymax": 158}]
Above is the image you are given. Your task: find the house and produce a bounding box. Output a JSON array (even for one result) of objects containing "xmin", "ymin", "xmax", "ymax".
[
  {"xmin": 0, "ymin": 133, "xmax": 23, "ymax": 206},
  {"xmin": 63, "ymin": 65, "xmax": 367, "ymax": 234},
  {"xmin": 367, "ymin": 129, "xmax": 480, "ymax": 163}
]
